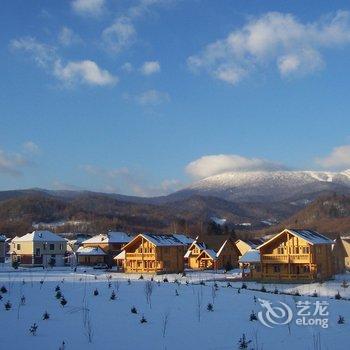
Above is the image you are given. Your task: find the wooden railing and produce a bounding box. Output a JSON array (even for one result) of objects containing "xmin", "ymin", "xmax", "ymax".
[
  {"xmin": 262, "ymin": 254, "xmax": 310, "ymax": 263},
  {"xmin": 262, "ymin": 273, "xmax": 313, "ymax": 280},
  {"xmin": 125, "ymin": 253, "xmax": 156, "ymax": 260}
]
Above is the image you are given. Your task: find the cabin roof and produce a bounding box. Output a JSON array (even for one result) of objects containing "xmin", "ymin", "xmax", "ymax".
[
  {"xmin": 239, "ymin": 249, "xmax": 260, "ymax": 263},
  {"xmin": 114, "ymin": 250, "xmax": 125, "ymax": 260},
  {"xmin": 236, "ymin": 238, "xmax": 265, "ymax": 248},
  {"xmin": 258, "ymin": 228, "xmax": 333, "ymax": 249},
  {"xmin": 77, "ymin": 246, "xmax": 107, "ymax": 256},
  {"xmin": 83, "ymin": 232, "xmax": 132, "ymax": 245},
  {"xmin": 12, "ymin": 230, "xmax": 66, "ymax": 243},
  {"xmin": 172, "ymin": 234, "xmax": 195, "ymax": 245},
  {"xmin": 184, "ymin": 240, "xmax": 207, "ymax": 258},
  {"xmin": 142, "ymin": 233, "xmax": 184, "ymax": 246},
  {"xmin": 197, "ymin": 248, "xmax": 217, "ymax": 261}
]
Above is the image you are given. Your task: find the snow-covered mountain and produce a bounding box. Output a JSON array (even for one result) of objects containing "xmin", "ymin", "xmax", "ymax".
[{"xmin": 172, "ymin": 170, "xmax": 350, "ymax": 203}]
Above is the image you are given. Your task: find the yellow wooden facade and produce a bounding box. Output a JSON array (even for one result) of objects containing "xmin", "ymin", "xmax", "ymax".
[
  {"xmin": 185, "ymin": 241, "xmax": 207, "ymax": 269},
  {"xmin": 258, "ymin": 229, "xmax": 334, "ymax": 282},
  {"xmin": 122, "ymin": 234, "xmax": 185, "ymax": 274}
]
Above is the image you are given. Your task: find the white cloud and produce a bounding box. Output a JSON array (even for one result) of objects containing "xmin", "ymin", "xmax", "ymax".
[
  {"xmin": 140, "ymin": 61, "xmax": 161, "ymax": 75},
  {"xmin": 186, "ymin": 154, "xmax": 287, "ymax": 179},
  {"xmin": 102, "ymin": 17, "xmax": 137, "ymax": 53},
  {"xmin": 188, "ymin": 11, "xmax": 350, "ymax": 84},
  {"xmin": 54, "ymin": 60, "xmax": 118, "ymax": 86},
  {"xmin": 0, "ymin": 149, "xmax": 31, "ymax": 177},
  {"xmin": 316, "ymin": 145, "xmax": 350, "ymax": 169},
  {"xmin": 10, "ymin": 37, "xmax": 56, "ymax": 67},
  {"xmin": 71, "ymin": 0, "xmax": 105, "ymax": 17},
  {"xmin": 11, "ymin": 37, "xmax": 116, "ymax": 87},
  {"xmin": 58, "ymin": 27, "xmax": 82, "ymax": 47},
  {"xmin": 22, "ymin": 141, "xmax": 40, "ymax": 155},
  {"xmin": 121, "ymin": 62, "xmax": 134, "ymax": 72},
  {"xmin": 135, "ymin": 89, "xmax": 170, "ymax": 106}
]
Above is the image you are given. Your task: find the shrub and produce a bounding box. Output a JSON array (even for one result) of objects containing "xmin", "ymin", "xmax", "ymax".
[
  {"xmin": 335, "ymin": 291, "xmax": 342, "ymax": 300},
  {"xmin": 60, "ymin": 297, "xmax": 67, "ymax": 307},
  {"xmin": 139, "ymin": 275, "xmax": 144, "ymax": 280},
  {"xmin": 0, "ymin": 285, "xmax": 7, "ymax": 293},
  {"xmin": 42, "ymin": 311, "xmax": 50, "ymax": 320},
  {"xmin": 207, "ymin": 303, "xmax": 214, "ymax": 312},
  {"xmin": 93, "ymin": 289, "xmax": 99, "ymax": 296},
  {"xmin": 175, "ymin": 289, "xmax": 179, "ymax": 296},
  {"xmin": 55, "ymin": 290, "xmax": 62, "ymax": 299},
  {"xmin": 4, "ymin": 301, "xmax": 11, "ymax": 310},
  {"xmin": 163, "ymin": 277, "xmax": 169, "ymax": 283},
  {"xmin": 238, "ymin": 333, "xmax": 251, "ymax": 349},
  {"xmin": 110, "ymin": 290, "xmax": 116, "ymax": 300},
  {"xmin": 140, "ymin": 315, "xmax": 147, "ymax": 323},
  {"xmin": 227, "ymin": 282, "xmax": 232, "ymax": 288},
  {"xmin": 274, "ymin": 287, "xmax": 279, "ymax": 294},
  {"xmin": 131, "ymin": 306, "xmax": 137, "ymax": 314},
  {"xmin": 127, "ymin": 279, "xmax": 131, "ymax": 285},
  {"xmin": 294, "ymin": 290, "xmax": 300, "ymax": 296},
  {"xmin": 55, "ymin": 285, "xmax": 60, "ymax": 292},
  {"xmin": 260, "ymin": 285, "xmax": 266, "ymax": 293},
  {"xmin": 199, "ymin": 280, "xmax": 205, "ymax": 286},
  {"xmin": 241, "ymin": 283, "xmax": 247, "ymax": 289},
  {"xmin": 29, "ymin": 323, "xmax": 38, "ymax": 336},
  {"xmin": 338, "ymin": 315, "xmax": 345, "ymax": 324},
  {"xmin": 312, "ymin": 290, "xmax": 318, "ymax": 297},
  {"xmin": 250, "ymin": 311, "xmax": 257, "ymax": 321}
]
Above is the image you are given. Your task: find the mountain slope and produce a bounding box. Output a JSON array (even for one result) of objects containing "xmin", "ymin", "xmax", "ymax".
[{"xmin": 171, "ymin": 170, "xmax": 350, "ymax": 202}]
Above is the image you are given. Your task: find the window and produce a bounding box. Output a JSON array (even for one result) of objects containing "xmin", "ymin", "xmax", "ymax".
[
  {"xmin": 35, "ymin": 248, "xmax": 41, "ymax": 257},
  {"xmin": 59, "ymin": 244, "xmax": 63, "ymax": 250},
  {"xmin": 43, "ymin": 243, "xmax": 47, "ymax": 250},
  {"xmin": 16, "ymin": 244, "xmax": 21, "ymax": 250},
  {"xmin": 50, "ymin": 244, "xmax": 55, "ymax": 251},
  {"xmin": 273, "ymin": 265, "xmax": 281, "ymax": 273}
]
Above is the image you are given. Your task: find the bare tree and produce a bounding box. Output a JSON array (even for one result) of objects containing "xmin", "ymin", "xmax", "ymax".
[
  {"xmin": 162, "ymin": 310, "xmax": 171, "ymax": 338},
  {"xmin": 145, "ymin": 281, "xmax": 154, "ymax": 309}
]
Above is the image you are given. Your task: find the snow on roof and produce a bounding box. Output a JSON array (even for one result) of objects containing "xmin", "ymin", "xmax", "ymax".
[
  {"xmin": 258, "ymin": 229, "xmax": 333, "ymax": 249},
  {"xmin": 77, "ymin": 246, "xmax": 106, "ymax": 256},
  {"xmin": 142, "ymin": 233, "xmax": 184, "ymax": 247},
  {"xmin": 239, "ymin": 249, "xmax": 260, "ymax": 263},
  {"xmin": 184, "ymin": 240, "xmax": 207, "ymax": 258},
  {"xmin": 114, "ymin": 250, "xmax": 125, "ymax": 260},
  {"xmin": 13, "ymin": 231, "xmax": 66, "ymax": 242},
  {"xmin": 83, "ymin": 232, "xmax": 132, "ymax": 244},
  {"xmin": 237, "ymin": 238, "xmax": 265, "ymax": 248},
  {"xmin": 172, "ymin": 234, "xmax": 195, "ymax": 245},
  {"xmin": 202, "ymin": 249, "xmax": 217, "ymax": 260},
  {"xmin": 0, "ymin": 234, "xmax": 6, "ymax": 241}
]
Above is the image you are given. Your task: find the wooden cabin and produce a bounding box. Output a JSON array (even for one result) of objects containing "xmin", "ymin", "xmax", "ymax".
[
  {"xmin": 195, "ymin": 249, "xmax": 217, "ymax": 269},
  {"xmin": 76, "ymin": 247, "xmax": 106, "ymax": 266},
  {"xmin": 239, "ymin": 249, "xmax": 261, "ymax": 279},
  {"xmin": 235, "ymin": 238, "xmax": 265, "ymax": 256},
  {"xmin": 10, "ymin": 231, "xmax": 67, "ymax": 267},
  {"xmin": 122, "ymin": 234, "xmax": 185, "ymax": 274},
  {"xmin": 215, "ymin": 238, "xmax": 241, "ymax": 270},
  {"xmin": 258, "ymin": 229, "xmax": 334, "ymax": 282},
  {"xmin": 81, "ymin": 231, "xmax": 132, "ymax": 266},
  {"xmin": 184, "ymin": 240, "xmax": 207, "ymax": 269},
  {"xmin": 332, "ymin": 236, "xmax": 350, "ymax": 273}
]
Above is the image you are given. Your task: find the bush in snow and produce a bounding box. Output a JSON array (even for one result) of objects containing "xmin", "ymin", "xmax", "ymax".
[
  {"xmin": 12, "ymin": 260, "xmax": 19, "ymax": 269},
  {"xmin": 207, "ymin": 303, "xmax": 214, "ymax": 312},
  {"xmin": 55, "ymin": 290, "xmax": 62, "ymax": 299},
  {"xmin": 29, "ymin": 323, "xmax": 38, "ymax": 336},
  {"xmin": 273, "ymin": 287, "xmax": 279, "ymax": 294},
  {"xmin": 127, "ymin": 279, "xmax": 131, "ymax": 285},
  {"xmin": 260, "ymin": 285, "xmax": 266, "ymax": 293},
  {"xmin": 294, "ymin": 290, "xmax": 300, "ymax": 296},
  {"xmin": 4, "ymin": 301, "xmax": 11, "ymax": 311},
  {"xmin": 238, "ymin": 333, "xmax": 251, "ymax": 349},
  {"xmin": 131, "ymin": 306, "xmax": 137, "ymax": 314},
  {"xmin": 312, "ymin": 290, "xmax": 318, "ymax": 297},
  {"xmin": 42, "ymin": 311, "xmax": 50, "ymax": 320},
  {"xmin": 139, "ymin": 275, "xmax": 144, "ymax": 280},
  {"xmin": 227, "ymin": 282, "xmax": 232, "ymax": 288},
  {"xmin": 93, "ymin": 289, "xmax": 99, "ymax": 296},
  {"xmin": 55, "ymin": 285, "xmax": 60, "ymax": 292},
  {"xmin": 60, "ymin": 297, "xmax": 67, "ymax": 307},
  {"xmin": 181, "ymin": 271, "xmax": 186, "ymax": 277},
  {"xmin": 250, "ymin": 311, "xmax": 257, "ymax": 321},
  {"xmin": 199, "ymin": 280, "xmax": 205, "ymax": 286},
  {"xmin": 21, "ymin": 295, "xmax": 26, "ymax": 305},
  {"xmin": 140, "ymin": 315, "xmax": 147, "ymax": 323},
  {"xmin": 185, "ymin": 281, "xmax": 189, "ymax": 286},
  {"xmin": 335, "ymin": 291, "xmax": 342, "ymax": 300},
  {"xmin": 163, "ymin": 277, "xmax": 169, "ymax": 283},
  {"xmin": 39, "ymin": 279, "xmax": 44, "ymax": 286},
  {"xmin": 108, "ymin": 282, "xmax": 112, "ymax": 289},
  {"xmin": 237, "ymin": 288, "xmax": 241, "ymax": 294},
  {"xmin": 175, "ymin": 289, "xmax": 179, "ymax": 296},
  {"xmin": 253, "ymin": 296, "xmax": 257, "ymax": 303},
  {"xmin": 341, "ymin": 280, "xmax": 349, "ymax": 288},
  {"xmin": 241, "ymin": 283, "xmax": 247, "ymax": 289},
  {"xmin": 338, "ymin": 315, "xmax": 345, "ymax": 324},
  {"xmin": 110, "ymin": 290, "xmax": 116, "ymax": 300},
  {"xmin": 1, "ymin": 285, "xmax": 7, "ymax": 293}
]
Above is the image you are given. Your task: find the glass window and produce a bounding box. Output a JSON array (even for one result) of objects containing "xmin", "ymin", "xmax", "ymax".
[
  {"xmin": 50, "ymin": 244, "xmax": 55, "ymax": 251},
  {"xmin": 17, "ymin": 244, "xmax": 21, "ymax": 250}
]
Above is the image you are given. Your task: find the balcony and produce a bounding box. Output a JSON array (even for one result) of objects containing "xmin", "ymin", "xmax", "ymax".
[
  {"xmin": 262, "ymin": 254, "xmax": 311, "ymax": 264},
  {"xmin": 126, "ymin": 253, "xmax": 156, "ymax": 260}
]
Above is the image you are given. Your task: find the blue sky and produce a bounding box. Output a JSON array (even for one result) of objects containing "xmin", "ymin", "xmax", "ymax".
[{"xmin": 1, "ymin": 0, "xmax": 350, "ymax": 196}]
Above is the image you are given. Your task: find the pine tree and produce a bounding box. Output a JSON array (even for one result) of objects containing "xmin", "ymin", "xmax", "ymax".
[
  {"xmin": 131, "ymin": 306, "xmax": 137, "ymax": 314},
  {"xmin": 93, "ymin": 289, "xmax": 99, "ymax": 296},
  {"xmin": 42, "ymin": 311, "xmax": 50, "ymax": 320},
  {"xmin": 207, "ymin": 303, "xmax": 214, "ymax": 312},
  {"xmin": 60, "ymin": 297, "xmax": 67, "ymax": 307},
  {"xmin": 29, "ymin": 323, "xmax": 38, "ymax": 336},
  {"xmin": 4, "ymin": 301, "xmax": 11, "ymax": 310},
  {"xmin": 110, "ymin": 290, "xmax": 116, "ymax": 300}
]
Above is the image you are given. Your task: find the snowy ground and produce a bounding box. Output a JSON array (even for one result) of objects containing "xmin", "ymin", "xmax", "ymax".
[{"xmin": 0, "ymin": 266, "xmax": 349, "ymax": 350}]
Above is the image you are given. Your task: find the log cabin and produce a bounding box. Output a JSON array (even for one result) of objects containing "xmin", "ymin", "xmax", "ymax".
[
  {"xmin": 81, "ymin": 231, "xmax": 132, "ymax": 266},
  {"xmin": 10, "ymin": 231, "xmax": 67, "ymax": 267},
  {"xmin": 215, "ymin": 237, "xmax": 241, "ymax": 270},
  {"xmin": 122, "ymin": 234, "xmax": 185, "ymax": 274},
  {"xmin": 184, "ymin": 239, "xmax": 207, "ymax": 269},
  {"xmin": 76, "ymin": 246, "xmax": 106, "ymax": 266},
  {"xmin": 235, "ymin": 238, "xmax": 265, "ymax": 257},
  {"xmin": 258, "ymin": 229, "xmax": 334, "ymax": 282},
  {"xmin": 332, "ymin": 236, "xmax": 350, "ymax": 273}
]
